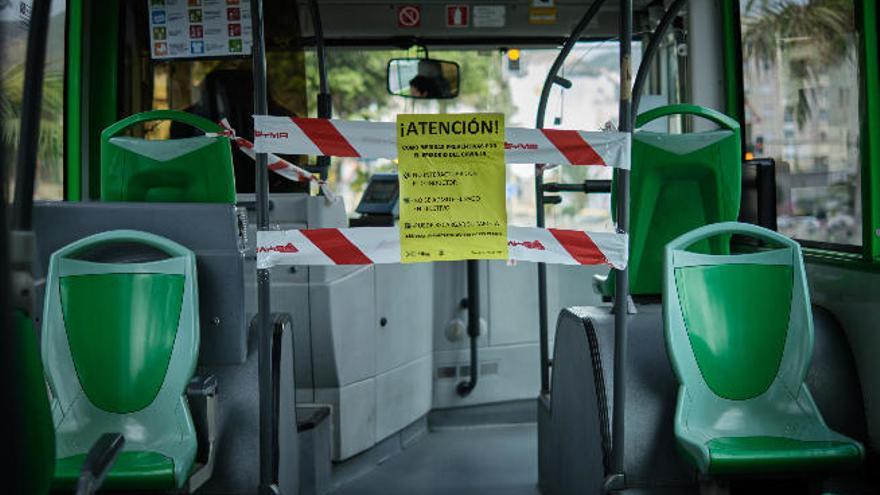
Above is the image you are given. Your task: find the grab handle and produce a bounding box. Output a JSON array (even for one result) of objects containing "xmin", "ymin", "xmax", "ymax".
[
  {"xmin": 635, "ymin": 104, "xmax": 740, "ymax": 132},
  {"xmin": 101, "ymin": 110, "xmax": 223, "ymax": 141},
  {"xmin": 666, "ymin": 221, "xmax": 796, "ymax": 254}
]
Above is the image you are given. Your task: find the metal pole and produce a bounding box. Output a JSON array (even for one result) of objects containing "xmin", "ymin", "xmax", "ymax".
[
  {"xmin": 631, "ymin": 0, "xmax": 686, "ymax": 117},
  {"xmin": 535, "ymin": 187, "xmax": 550, "ymax": 394},
  {"xmin": 250, "ymin": 0, "xmax": 277, "ymax": 492},
  {"xmin": 308, "ymin": 0, "xmax": 332, "ymax": 181},
  {"xmin": 456, "ymin": 260, "xmax": 480, "ymax": 396},
  {"xmin": 608, "ymin": 0, "xmax": 632, "ymax": 492},
  {"xmin": 13, "ymin": 0, "xmax": 51, "ymax": 231},
  {"xmin": 4, "ymin": 1, "xmax": 51, "ymax": 491},
  {"xmin": 534, "ymin": 0, "xmax": 607, "ymax": 397},
  {"xmin": 535, "ymin": 0, "xmax": 606, "ymax": 130}
]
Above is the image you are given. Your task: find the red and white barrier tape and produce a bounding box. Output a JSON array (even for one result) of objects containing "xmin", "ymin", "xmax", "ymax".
[
  {"xmin": 253, "ymin": 116, "xmax": 631, "ymax": 169},
  {"xmin": 257, "ymin": 226, "xmax": 627, "ymax": 269},
  {"xmin": 214, "ymin": 119, "xmax": 336, "ymax": 200}
]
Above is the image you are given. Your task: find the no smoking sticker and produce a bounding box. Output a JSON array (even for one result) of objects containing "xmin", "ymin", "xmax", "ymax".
[{"xmin": 398, "ymin": 5, "xmax": 421, "ymax": 28}]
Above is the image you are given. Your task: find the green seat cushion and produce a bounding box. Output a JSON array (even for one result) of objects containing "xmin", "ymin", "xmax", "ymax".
[
  {"xmin": 707, "ymin": 436, "xmax": 862, "ymax": 475},
  {"xmin": 53, "ymin": 450, "xmax": 176, "ymax": 490}
]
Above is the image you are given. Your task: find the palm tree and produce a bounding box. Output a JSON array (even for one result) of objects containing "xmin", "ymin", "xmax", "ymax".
[
  {"xmin": 740, "ymin": 0, "xmax": 855, "ymax": 129},
  {"xmin": 1, "ymin": 62, "xmax": 65, "ymax": 196}
]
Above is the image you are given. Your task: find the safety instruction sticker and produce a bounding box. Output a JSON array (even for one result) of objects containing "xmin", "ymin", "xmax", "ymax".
[
  {"xmin": 397, "ymin": 114, "xmax": 508, "ymax": 263},
  {"xmin": 147, "ymin": 0, "xmax": 252, "ymax": 60}
]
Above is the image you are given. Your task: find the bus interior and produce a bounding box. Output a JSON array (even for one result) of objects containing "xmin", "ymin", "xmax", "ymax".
[{"xmin": 2, "ymin": 0, "xmax": 880, "ymax": 494}]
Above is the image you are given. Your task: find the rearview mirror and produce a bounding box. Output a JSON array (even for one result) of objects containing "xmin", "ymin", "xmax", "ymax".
[{"xmin": 387, "ymin": 58, "xmax": 460, "ymax": 99}]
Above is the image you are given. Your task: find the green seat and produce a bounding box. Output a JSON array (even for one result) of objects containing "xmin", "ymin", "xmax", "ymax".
[
  {"xmin": 663, "ymin": 222, "xmax": 864, "ymax": 475},
  {"xmin": 54, "ymin": 451, "xmax": 175, "ymax": 490},
  {"xmin": 42, "ymin": 230, "xmax": 200, "ymax": 490},
  {"xmin": 100, "ymin": 110, "xmax": 235, "ymax": 203},
  {"xmin": 597, "ymin": 104, "xmax": 741, "ymax": 296},
  {"xmin": 14, "ymin": 310, "xmax": 55, "ymax": 494}
]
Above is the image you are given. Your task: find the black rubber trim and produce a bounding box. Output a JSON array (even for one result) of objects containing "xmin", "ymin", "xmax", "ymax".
[{"xmin": 584, "ymin": 317, "xmax": 612, "ymax": 473}]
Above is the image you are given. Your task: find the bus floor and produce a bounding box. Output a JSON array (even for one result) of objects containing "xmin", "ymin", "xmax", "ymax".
[{"xmin": 329, "ymin": 423, "xmax": 540, "ymax": 495}]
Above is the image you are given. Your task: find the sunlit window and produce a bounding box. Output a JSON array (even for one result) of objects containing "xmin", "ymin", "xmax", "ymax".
[
  {"xmin": 740, "ymin": 0, "xmax": 862, "ymax": 246},
  {"xmin": 1, "ymin": 0, "xmax": 66, "ymax": 201}
]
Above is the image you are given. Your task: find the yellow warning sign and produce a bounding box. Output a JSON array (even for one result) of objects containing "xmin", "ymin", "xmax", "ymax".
[
  {"xmin": 397, "ymin": 113, "xmax": 508, "ymax": 263},
  {"xmin": 528, "ymin": 7, "xmax": 557, "ymax": 25}
]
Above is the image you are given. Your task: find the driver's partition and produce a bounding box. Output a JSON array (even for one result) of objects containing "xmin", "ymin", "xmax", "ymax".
[{"xmin": 664, "ymin": 222, "xmax": 864, "ymax": 476}]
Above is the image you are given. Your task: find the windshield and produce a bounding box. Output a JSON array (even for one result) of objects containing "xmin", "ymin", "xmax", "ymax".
[{"xmin": 308, "ymin": 42, "xmax": 642, "ymax": 231}]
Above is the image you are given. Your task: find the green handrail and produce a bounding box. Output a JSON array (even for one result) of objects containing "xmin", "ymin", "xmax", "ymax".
[
  {"xmin": 101, "ymin": 110, "xmax": 222, "ymax": 141},
  {"xmin": 636, "ymin": 103, "xmax": 740, "ymax": 132}
]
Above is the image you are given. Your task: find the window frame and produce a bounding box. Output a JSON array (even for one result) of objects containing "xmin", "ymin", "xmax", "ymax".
[{"xmin": 728, "ymin": 0, "xmax": 880, "ymax": 263}]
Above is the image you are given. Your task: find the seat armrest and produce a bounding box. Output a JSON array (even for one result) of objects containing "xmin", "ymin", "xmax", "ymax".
[
  {"xmin": 186, "ymin": 374, "xmax": 218, "ymax": 491},
  {"xmin": 75, "ymin": 433, "xmax": 125, "ymax": 495}
]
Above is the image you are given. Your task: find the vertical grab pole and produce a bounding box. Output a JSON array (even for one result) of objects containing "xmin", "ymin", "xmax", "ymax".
[
  {"xmin": 250, "ymin": 0, "xmax": 277, "ymax": 492},
  {"xmin": 631, "ymin": 0, "xmax": 687, "ymax": 115},
  {"xmin": 5, "ymin": 2, "xmax": 51, "ymax": 490},
  {"xmin": 535, "ymin": 179, "xmax": 549, "ymax": 393},
  {"xmin": 308, "ymin": 0, "xmax": 332, "ymax": 181},
  {"xmin": 12, "ymin": 0, "xmax": 51, "ymax": 231},
  {"xmin": 608, "ymin": 0, "xmax": 633, "ymax": 492},
  {"xmin": 456, "ymin": 260, "xmax": 480, "ymax": 396}
]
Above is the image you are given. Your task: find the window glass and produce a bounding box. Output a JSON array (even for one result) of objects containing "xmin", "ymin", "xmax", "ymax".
[
  {"xmin": 1, "ymin": 0, "xmax": 66, "ymax": 200},
  {"xmin": 740, "ymin": 0, "xmax": 861, "ymax": 246},
  {"xmin": 317, "ymin": 42, "xmax": 643, "ymax": 230}
]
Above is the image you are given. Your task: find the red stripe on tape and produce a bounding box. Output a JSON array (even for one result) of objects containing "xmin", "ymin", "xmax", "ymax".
[
  {"xmin": 235, "ymin": 137, "xmax": 255, "ymax": 149},
  {"xmin": 541, "ymin": 130, "xmax": 605, "ymax": 166},
  {"xmin": 548, "ymin": 229, "xmax": 608, "ymax": 265},
  {"xmin": 292, "ymin": 118, "xmax": 360, "ymax": 157},
  {"xmin": 301, "ymin": 229, "xmax": 372, "ymax": 265},
  {"xmin": 268, "ymin": 161, "xmax": 286, "ymax": 171}
]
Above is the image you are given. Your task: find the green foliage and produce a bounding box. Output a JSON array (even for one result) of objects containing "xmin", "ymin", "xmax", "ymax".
[
  {"xmin": 306, "ymin": 49, "xmax": 515, "ymax": 120},
  {"xmin": 741, "ymin": 0, "xmax": 855, "ymax": 129},
  {"xmin": 305, "ymin": 49, "xmax": 402, "ymax": 120},
  {"xmin": 1, "ymin": 63, "xmax": 65, "ymax": 188}
]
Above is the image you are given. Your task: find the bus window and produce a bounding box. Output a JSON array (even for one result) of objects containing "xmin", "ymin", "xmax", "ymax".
[
  {"xmin": 1, "ymin": 0, "xmax": 66, "ymax": 201},
  {"xmin": 740, "ymin": 0, "xmax": 861, "ymax": 247}
]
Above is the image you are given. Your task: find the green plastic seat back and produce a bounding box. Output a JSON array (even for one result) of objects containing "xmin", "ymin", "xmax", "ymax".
[
  {"xmin": 15, "ymin": 310, "xmax": 55, "ymax": 494},
  {"xmin": 100, "ymin": 110, "xmax": 235, "ymax": 203},
  {"xmin": 607, "ymin": 105, "xmax": 742, "ymax": 296},
  {"xmin": 42, "ymin": 230, "xmax": 200, "ymax": 488},
  {"xmin": 663, "ymin": 222, "xmax": 863, "ymax": 474}
]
